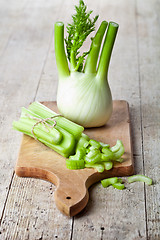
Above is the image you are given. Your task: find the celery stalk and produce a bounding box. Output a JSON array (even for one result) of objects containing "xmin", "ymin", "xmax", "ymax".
[
  {"xmin": 28, "ymin": 101, "xmax": 84, "ymax": 140},
  {"xmin": 13, "ymin": 104, "xmax": 79, "ymax": 157}
]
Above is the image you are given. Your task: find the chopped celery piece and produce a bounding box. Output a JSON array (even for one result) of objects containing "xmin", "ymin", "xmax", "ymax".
[
  {"xmin": 111, "ymin": 140, "xmax": 125, "ymax": 160},
  {"xmin": 85, "ymin": 163, "xmax": 104, "ymax": 172},
  {"xmin": 112, "ymin": 147, "xmax": 125, "ymax": 160},
  {"xmin": 81, "ymin": 133, "xmax": 90, "ymax": 141},
  {"xmin": 66, "ymin": 159, "xmax": 85, "ymax": 169},
  {"xmin": 128, "ymin": 175, "xmax": 152, "ymax": 185},
  {"xmin": 28, "ymin": 101, "xmax": 84, "ymax": 140},
  {"xmin": 89, "ymin": 139, "xmax": 101, "ymax": 149},
  {"xmin": 101, "ymin": 148, "xmax": 114, "ymax": 160},
  {"xmin": 110, "ymin": 140, "xmax": 122, "ymax": 152},
  {"xmin": 112, "ymin": 182, "xmax": 125, "ymax": 190},
  {"xmin": 76, "ymin": 136, "xmax": 89, "ymax": 149},
  {"xmin": 101, "ymin": 153, "xmax": 112, "ymax": 162},
  {"xmin": 100, "ymin": 142, "xmax": 110, "ymax": 148},
  {"xmin": 103, "ymin": 161, "xmax": 113, "ymax": 170},
  {"xmin": 89, "ymin": 146, "xmax": 98, "ymax": 151},
  {"xmin": 101, "ymin": 177, "xmax": 118, "ymax": 188},
  {"xmin": 115, "ymin": 158, "xmax": 124, "ymax": 163},
  {"xmin": 84, "ymin": 149, "xmax": 101, "ymax": 164},
  {"xmin": 69, "ymin": 147, "xmax": 86, "ymax": 160},
  {"xmin": 118, "ymin": 178, "xmax": 123, "ymax": 183},
  {"xmin": 87, "ymin": 149, "xmax": 99, "ymax": 158},
  {"xmin": 86, "ymin": 148, "xmax": 90, "ymax": 153}
]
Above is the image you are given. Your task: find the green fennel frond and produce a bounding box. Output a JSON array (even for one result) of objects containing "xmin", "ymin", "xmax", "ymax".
[{"xmin": 65, "ymin": 0, "xmax": 98, "ymax": 72}]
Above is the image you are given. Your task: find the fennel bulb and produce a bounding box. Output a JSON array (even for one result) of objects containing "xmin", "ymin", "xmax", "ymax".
[
  {"xmin": 57, "ymin": 71, "xmax": 112, "ymax": 127},
  {"xmin": 54, "ymin": 0, "xmax": 118, "ymax": 127}
]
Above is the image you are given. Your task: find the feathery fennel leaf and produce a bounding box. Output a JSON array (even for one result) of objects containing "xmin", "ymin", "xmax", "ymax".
[{"xmin": 65, "ymin": 0, "xmax": 98, "ymax": 72}]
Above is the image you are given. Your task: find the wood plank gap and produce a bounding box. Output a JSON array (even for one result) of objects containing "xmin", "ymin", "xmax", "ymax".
[
  {"xmin": 0, "ymin": 171, "xmax": 15, "ymax": 225},
  {"xmin": 70, "ymin": 217, "xmax": 74, "ymax": 240},
  {"xmin": 133, "ymin": 154, "xmax": 141, "ymax": 157},
  {"xmin": 135, "ymin": 0, "xmax": 148, "ymax": 239},
  {"xmin": 33, "ymin": 28, "xmax": 54, "ymax": 102}
]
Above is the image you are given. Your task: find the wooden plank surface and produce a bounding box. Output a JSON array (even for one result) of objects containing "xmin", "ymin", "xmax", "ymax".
[
  {"xmin": 136, "ymin": 1, "xmax": 160, "ymax": 239},
  {"xmin": 0, "ymin": 0, "xmax": 159, "ymax": 239}
]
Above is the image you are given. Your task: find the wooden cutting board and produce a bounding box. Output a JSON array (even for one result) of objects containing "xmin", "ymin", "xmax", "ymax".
[{"xmin": 15, "ymin": 100, "xmax": 134, "ymax": 216}]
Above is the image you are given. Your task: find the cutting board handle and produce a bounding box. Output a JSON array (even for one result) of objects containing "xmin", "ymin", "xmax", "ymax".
[
  {"xmin": 16, "ymin": 166, "xmax": 91, "ymax": 217},
  {"xmin": 54, "ymin": 177, "xmax": 89, "ymax": 217}
]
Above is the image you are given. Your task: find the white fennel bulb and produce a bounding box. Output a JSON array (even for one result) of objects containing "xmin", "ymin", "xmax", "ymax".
[
  {"xmin": 54, "ymin": 2, "xmax": 119, "ymax": 127},
  {"xmin": 57, "ymin": 72, "xmax": 112, "ymax": 127}
]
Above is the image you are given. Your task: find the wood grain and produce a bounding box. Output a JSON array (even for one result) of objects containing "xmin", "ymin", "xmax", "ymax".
[
  {"xmin": 136, "ymin": 0, "xmax": 160, "ymax": 239},
  {"xmin": 15, "ymin": 100, "xmax": 133, "ymax": 216},
  {"xmin": 0, "ymin": 0, "xmax": 159, "ymax": 239}
]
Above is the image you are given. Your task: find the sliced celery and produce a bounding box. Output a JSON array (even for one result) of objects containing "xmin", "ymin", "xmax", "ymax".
[
  {"xmin": 115, "ymin": 158, "xmax": 124, "ymax": 163},
  {"xmin": 110, "ymin": 140, "xmax": 122, "ymax": 152},
  {"xmin": 103, "ymin": 161, "xmax": 113, "ymax": 170},
  {"xmin": 117, "ymin": 178, "xmax": 123, "ymax": 183},
  {"xmin": 112, "ymin": 182, "xmax": 125, "ymax": 190},
  {"xmin": 100, "ymin": 142, "xmax": 110, "ymax": 148},
  {"xmin": 85, "ymin": 163, "xmax": 104, "ymax": 172},
  {"xmin": 111, "ymin": 140, "xmax": 125, "ymax": 160},
  {"xmin": 81, "ymin": 133, "xmax": 90, "ymax": 141},
  {"xmin": 76, "ymin": 136, "xmax": 89, "ymax": 149},
  {"xmin": 112, "ymin": 147, "xmax": 125, "ymax": 160},
  {"xmin": 89, "ymin": 139, "xmax": 101, "ymax": 149},
  {"xmin": 84, "ymin": 149, "xmax": 101, "ymax": 164},
  {"xmin": 101, "ymin": 177, "xmax": 118, "ymax": 188},
  {"xmin": 69, "ymin": 147, "xmax": 86, "ymax": 161},
  {"xmin": 66, "ymin": 159, "xmax": 85, "ymax": 169},
  {"xmin": 101, "ymin": 148, "xmax": 114, "ymax": 160},
  {"xmin": 128, "ymin": 175, "xmax": 152, "ymax": 185}
]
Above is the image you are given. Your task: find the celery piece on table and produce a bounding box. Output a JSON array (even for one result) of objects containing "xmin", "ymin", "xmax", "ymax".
[
  {"xmin": 112, "ymin": 182, "xmax": 125, "ymax": 190},
  {"xmin": 101, "ymin": 177, "xmax": 118, "ymax": 188},
  {"xmin": 128, "ymin": 175, "xmax": 152, "ymax": 185}
]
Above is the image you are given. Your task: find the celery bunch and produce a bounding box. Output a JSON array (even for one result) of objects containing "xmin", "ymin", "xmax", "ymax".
[{"xmin": 13, "ymin": 102, "xmax": 84, "ymax": 157}]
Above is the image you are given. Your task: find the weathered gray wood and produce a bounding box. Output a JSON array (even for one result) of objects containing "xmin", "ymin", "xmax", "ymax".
[
  {"xmin": 0, "ymin": 175, "xmax": 72, "ymax": 239},
  {"xmin": 136, "ymin": 0, "xmax": 160, "ymax": 239},
  {"xmin": 0, "ymin": 0, "xmax": 73, "ymax": 239},
  {"xmin": 0, "ymin": 0, "xmax": 53, "ymax": 209},
  {"xmin": 72, "ymin": 0, "xmax": 147, "ymax": 239},
  {"xmin": 72, "ymin": 158, "xmax": 146, "ymax": 240},
  {"xmin": 0, "ymin": 0, "xmax": 159, "ymax": 239}
]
